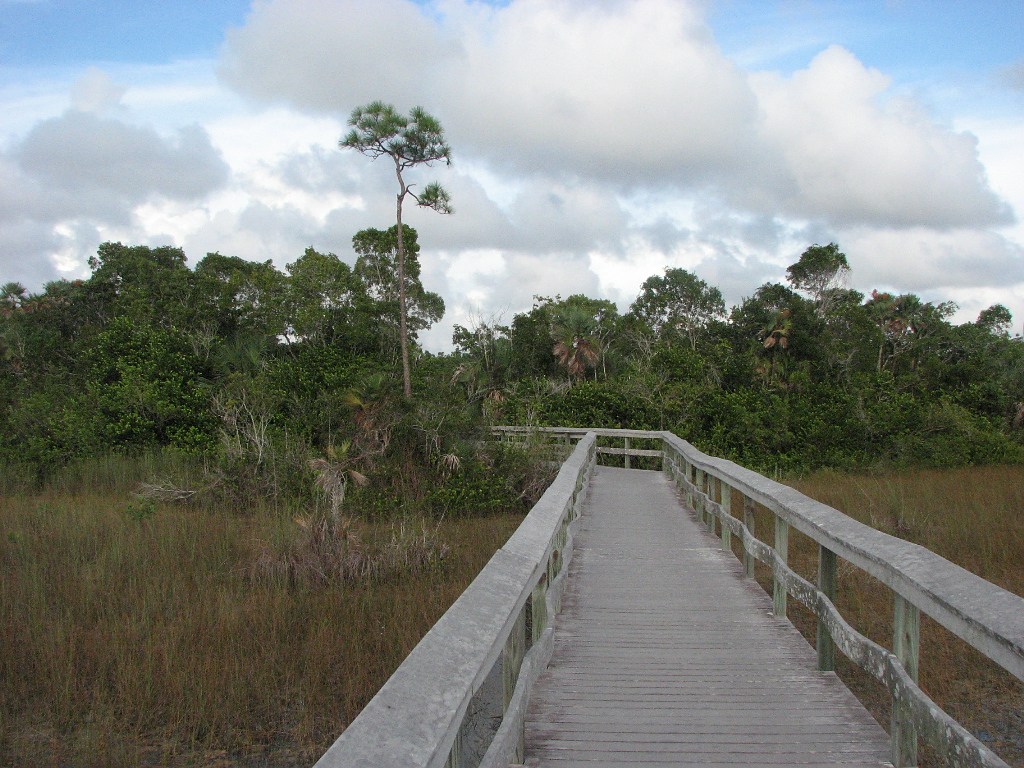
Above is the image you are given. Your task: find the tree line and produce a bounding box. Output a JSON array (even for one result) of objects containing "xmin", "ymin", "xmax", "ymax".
[
  {"xmin": 451, "ymin": 243, "xmax": 1024, "ymax": 472},
  {"xmin": 2, "ymin": 238, "xmax": 1022, "ymax": 487}
]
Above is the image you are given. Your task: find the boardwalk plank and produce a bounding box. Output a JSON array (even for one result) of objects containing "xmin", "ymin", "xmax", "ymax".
[{"xmin": 523, "ymin": 466, "xmax": 893, "ymax": 767}]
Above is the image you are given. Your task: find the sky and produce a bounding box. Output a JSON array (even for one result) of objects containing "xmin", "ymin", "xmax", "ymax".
[{"xmin": 1, "ymin": 0, "xmax": 1022, "ymax": 350}]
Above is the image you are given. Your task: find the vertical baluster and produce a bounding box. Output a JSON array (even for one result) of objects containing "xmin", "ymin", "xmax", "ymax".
[
  {"xmin": 816, "ymin": 546, "xmax": 837, "ymax": 671},
  {"xmin": 699, "ymin": 470, "xmax": 710, "ymax": 529},
  {"xmin": 693, "ymin": 467, "xmax": 702, "ymax": 521},
  {"xmin": 624, "ymin": 436, "xmax": 631, "ymax": 469},
  {"xmin": 773, "ymin": 515, "xmax": 788, "ymax": 618},
  {"xmin": 503, "ymin": 606, "xmax": 527, "ymax": 763},
  {"xmin": 706, "ymin": 473, "xmax": 716, "ymax": 535},
  {"xmin": 743, "ymin": 496, "xmax": 756, "ymax": 579},
  {"xmin": 706, "ymin": 473, "xmax": 715, "ymax": 535},
  {"xmin": 891, "ymin": 594, "xmax": 920, "ymax": 767},
  {"xmin": 719, "ymin": 478, "xmax": 732, "ymax": 553},
  {"xmin": 532, "ymin": 573, "xmax": 548, "ymax": 645}
]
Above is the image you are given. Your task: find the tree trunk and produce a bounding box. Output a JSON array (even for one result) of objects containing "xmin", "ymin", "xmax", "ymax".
[{"xmin": 395, "ymin": 177, "xmax": 413, "ymax": 400}]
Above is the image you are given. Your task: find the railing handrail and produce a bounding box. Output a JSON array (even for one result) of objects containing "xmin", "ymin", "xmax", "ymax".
[
  {"xmin": 314, "ymin": 432, "xmax": 597, "ymax": 768},
  {"xmin": 494, "ymin": 425, "xmax": 1024, "ymax": 681},
  {"xmin": 657, "ymin": 431, "xmax": 1024, "ymax": 682},
  {"xmin": 318, "ymin": 425, "xmax": 1024, "ymax": 768},
  {"xmin": 497, "ymin": 426, "xmax": 1023, "ymax": 766}
]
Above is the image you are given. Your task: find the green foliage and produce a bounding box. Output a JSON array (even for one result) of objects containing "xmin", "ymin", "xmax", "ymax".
[
  {"xmin": 3, "ymin": 234, "xmax": 1024, "ymax": 493},
  {"xmin": 124, "ymin": 498, "xmax": 157, "ymax": 521},
  {"xmin": 785, "ymin": 242, "xmax": 850, "ymax": 311},
  {"xmin": 629, "ymin": 268, "xmax": 725, "ymax": 349},
  {"xmin": 88, "ymin": 317, "xmax": 216, "ymax": 452},
  {"xmin": 540, "ymin": 382, "xmax": 656, "ymax": 430}
]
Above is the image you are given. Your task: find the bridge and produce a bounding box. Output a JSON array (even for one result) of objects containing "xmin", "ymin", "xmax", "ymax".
[{"xmin": 313, "ymin": 428, "xmax": 1024, "ymax": 768}]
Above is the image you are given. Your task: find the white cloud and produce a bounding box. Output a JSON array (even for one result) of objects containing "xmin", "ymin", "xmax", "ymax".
[
  {"xmin": 219, "ymin": 0, "xmax": 449, "ymax": 112},
  {"xmin": 842, "ymin": 226, "xmax": 1024, "ymax": 292},
  {"xmin": 219, "ymin": 0, "xmax": 1012, "ymax": 231},
  {"xmin": 4, "ymin": 0, "xmax": 1024, "ymax": 352},
  {"xmin": 16, "ymin": 110, "xmax": 228, "ymax": 205},
  {"xmin": 70, "ymin": 67, "xmax": 127, "ymax": 113},
  {"xmin": 749, "ymin": 45, "xmax": 1013, "ymax": 228}
]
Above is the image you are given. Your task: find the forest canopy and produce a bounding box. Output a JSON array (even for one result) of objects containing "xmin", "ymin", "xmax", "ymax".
[{"xmin": 3, "ymin": 239, "xmax": 1023, "ymax": 484}]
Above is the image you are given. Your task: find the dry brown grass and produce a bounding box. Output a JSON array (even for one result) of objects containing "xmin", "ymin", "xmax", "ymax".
[
  {"xmin": 725, "ymin": 465, "xmax": 1024, "ymax": 766},
  {"xmin": 0, "ymin": 488, "xmax": 524, "ymax": 767}
]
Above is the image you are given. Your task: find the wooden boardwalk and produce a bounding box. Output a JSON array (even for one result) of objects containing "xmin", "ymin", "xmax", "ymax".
[{"xmin": 524, "ymin": 466, "xmax": 893, "ymax": 767}]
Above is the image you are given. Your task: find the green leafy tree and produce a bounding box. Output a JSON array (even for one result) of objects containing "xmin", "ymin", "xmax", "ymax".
[
  {"xmin": 284, "ymin": 247, "xmax": 369, "ymax": 349},
  {"xmin": 193, "ymin": 253, "xmax": 286, "ymax": 340},
  {"xmin": 87, "ymin": 317, "xmax": 215, "ymax": 451},
  {"xmin": 977, "ymin": 304, "xmax": 1013, "ymax": 336},
  {"xmin": 630, "ymin": 268, "xmax": 725, "ymax": 349},
  {"xmin": 785, "ymin": 242, "xmax": 851, "ymax": 316},
  {"xmin": 352, "ymin": 225, "xmax": 445, "ymax": 359},
  {"xmin": 341, "ymin": 102, "xmax": 453, "ymax": 399},
  {"xmin": 87, "ymin": 242, "xmax": 196, "ymax": 328}
]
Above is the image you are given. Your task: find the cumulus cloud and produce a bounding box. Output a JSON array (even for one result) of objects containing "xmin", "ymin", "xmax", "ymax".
[
  {"xmin": 70, "ymin": 67, "xmax": 127, "ymax": 113},
  {"xmin": 17, "ymin": 111, "xmax": 228, "ymax": 205},
  {"xmin": 219, "ymin": 0, "xmax": 450, "ymax": 112},
  {"xmin": 750, "ymin": 46, "xmax": 1014, "ymax": 229},
  {"xmin": 0, "ymin": 97, "xmax": 229, "ymax": 282},
  {"xmin": 441, "ymin": 0, "xmax": 758, "ymax": 183},
  {"xmin": 219, "ymin": 0, "xmax": 1012, "ymax": 233},
  {"xmin": 842, "ymin": 227, "xmax": 1024, "ymax": 292}
]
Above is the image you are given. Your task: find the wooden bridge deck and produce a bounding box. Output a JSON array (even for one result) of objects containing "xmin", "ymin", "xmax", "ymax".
[{"xmin": 524, "ymin": 466, "xmax": 893, "ymax": 767}]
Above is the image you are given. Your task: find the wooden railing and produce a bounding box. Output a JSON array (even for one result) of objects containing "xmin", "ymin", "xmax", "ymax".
[
  {"xmin": 313, "ymin": 432, "xmax": 597, "ymax": 768},
  {"xmin": 656, "ymin": 430, "xmax": 1024, "ymax": 768},
  {"xmin": 316, "ymin": 426, "xmax": 1024, "ymax": 768}
]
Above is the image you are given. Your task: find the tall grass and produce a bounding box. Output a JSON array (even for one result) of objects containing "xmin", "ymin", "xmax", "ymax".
[
  {"xmin": 761, "ymin": 466, "xmax": 1024, "ymax": 766},
  {"xmin": 0, "ymin": 467, "xmax": 527, "ymax": 766}
]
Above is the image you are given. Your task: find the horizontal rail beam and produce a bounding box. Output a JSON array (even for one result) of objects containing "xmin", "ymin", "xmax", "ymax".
[
  {"xmin": 665, "ymin": 445, "xmax": 1011, "ymax": 768},
  {"xmin": 659, "ymin": 431, "xmax": 1024, "ymax": 684}
]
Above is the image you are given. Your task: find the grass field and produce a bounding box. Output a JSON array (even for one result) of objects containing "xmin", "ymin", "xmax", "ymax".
[
  {"xmin": 4, "ymin": 456, "xmax": 1023, "ymax": 766},
  {"xmin": 0, "ymin": 456, "xmax": 528, "ymax": 767}
]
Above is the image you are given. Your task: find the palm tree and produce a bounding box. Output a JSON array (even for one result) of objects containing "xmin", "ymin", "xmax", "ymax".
[
  {"xmin": 552, "ymin": 308, "xmax": 601, "ymax": 383},
  {"xmin": 758, "ymin": 307, "xmax": 792, "ymax": 387}
]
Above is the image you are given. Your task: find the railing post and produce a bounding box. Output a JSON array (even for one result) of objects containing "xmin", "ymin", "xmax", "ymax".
[
  {"xmin": 817, "ymin": 546, "xmax": 837, "ymax": 671},
  {"xmin": 719, "ymin": 478, "xmax": 732, "ymax": 553},
  {"xmin": 704, "ymin": 473, "xmax": 712, "ymax": 532},
  {"xmin": 531, "ymin": 573, "xmax": 548, "ymax": 646},
  {"xmin": 695, "ymin": 468, "xmax": 705, "ymax": 525},
  {"xmin": 773, "ymin": 514, "xmax": 788, "ymax": 618},
  {"xmin": 503, "ymin": 606, "xmax": 527, "ymax": 763},
  {"xmin": 743, "ymin": 497, "xmax": 756, "ymax": 579},
  {"xmin": 624, "ymin": 437, "xmax": 631, "ymax": 469},
  {"xmin": 892, "ymin": 594, "xmax": 920, "ymax": 767}
]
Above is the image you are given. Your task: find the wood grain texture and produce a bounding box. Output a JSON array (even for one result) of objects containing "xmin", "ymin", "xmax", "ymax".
[{"xmin": 524, "ymin": 466, "xmax": 892, "ymax": 768}]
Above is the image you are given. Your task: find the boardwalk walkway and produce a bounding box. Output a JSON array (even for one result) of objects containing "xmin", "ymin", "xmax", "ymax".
[{"xmin": 524, "ymin": 466, "xmax": 893, "ymax": 767}]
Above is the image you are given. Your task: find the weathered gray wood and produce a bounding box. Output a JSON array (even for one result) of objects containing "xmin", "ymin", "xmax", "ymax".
[
  {"xmin": 623, "ymin": 437, "xmax": 630, "ymax": 469},
  {"xmin": 595, "ymin": 447, "xmax": 662, "ymax": 457},
  {"xmin": 315, "ymin": 433, "xmax": 598, "ymax": 768},
  {"xmin": 774, "ymin": 514, "xmax": 789, "ymax": 618},
  {"xmin": 660, "ymin": 431, "xmax": 1024, "ymax": 685},
  {"xmin": 330, "ymin": 427, "xmax": 1022, "ymax": 768},
  {"xmin": 525, "ymin": 466, "xmax": 892, "ymax": 767},
  {"xmin": 665, "ymin": 438, "xmax": 1009, "ymax": 768},
  {"xmin": 817, "ymin": 545, "xmax": 837, "ymax": 672},
  {"xmin": 720, "ymin": 477, "xmax": 732, "ymax": 553},
  {"xmin": 743, "ymin": 495, "xmax": 756, "ymax": 579},
  {"xmin": 892, "ymin": 594, "xmax": 920, "ymax": 767}
]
